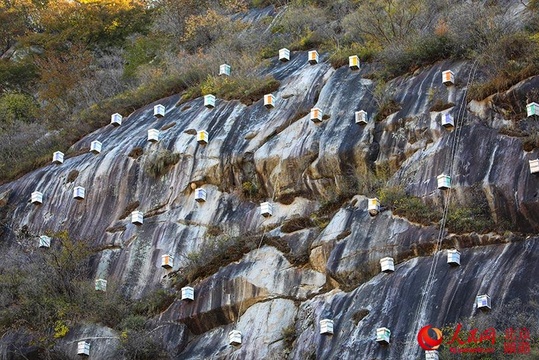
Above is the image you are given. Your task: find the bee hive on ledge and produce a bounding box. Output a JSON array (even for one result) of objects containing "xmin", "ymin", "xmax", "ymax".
[
  {"xmin": 441, "ymin": 113, "xmax": 454, "ymax": 129},
  {"xmin": 476, "ymin": 294, "xmax": 491, "ymax": 310},
  {"xmin": 310, "ymin": 108, "xmax": 323, "ymax": 123},
  {"xmin": 73, "ymin": 186, "xmax": 85, "ymax": 200},
  {"xmin": 95, "ymin": 278, "xmax": 107, "ymax": 291},
  {"xmin": 181, "ymin": 286, "xmax": 194, "ymax": 300},
  {"xmin": 380, "ymin": 257, "xmax": 394, "ymax": 273},
  {"xmin": 320, "ymin": 319, "xmax": 334, "ymax": 335},
  {"xmin": 148, "ymin": 129, "xmax": 159, "ymax": 142},
  {"xmin": 355, "ymin": 110, "xmax": 368, "ymax": 125},
  {"xmin": 39, "ymin": 235, "xmax": 51, "ymax": 248},
  {"xmin": 260, "ymin": 202, "xmax": 273, "ymax": 217},
  {"xmin": 442, "ymin": 70, "xmax": 454, "ymax": 86},
  {"xmin": 437, "ymin": 174, "xmax": 451, "ymax": 190},
  {"xmin": 204, "ymin": 94, "xmax": 216, "ymax": 108},
  {"xmin": 31, "ymin": 191, "xmax": 43, "ymax": 205},
  {"xmin": 197, "ymin": 130, "xmax": 208, "ymax": 145},
  {"xmin": 368, "ymin": 198, "xmax": 380, "ymax": 216},
  {"xmin": 527, "ymin": 102, "xmax": 538, "ymax": 117},
  {"xmin": 349, "ymin": 55, "xmax": 360, "ymax": 70},
  {"xmin": 264, "ymin": 94, "xmax": 275, "ymax": 108},
  {"xmin": 279, "ymin": 48, "xmax": 290, "ymax": 61},
  {"xmin": 131, "ymin": 210, "xmax": 143, "ymax": 225},
  {"xmin": 161, "ymin": 254, "xmax": 174, "ymax": 269},
  {"xmin": 77, "ymin": 341, "xmax": 90, "ymax": 356},
  {"xmin": 376, "ymin": 327, "xmax": 391, "ymax": 344},
  {"xmin": 219, "ymin": 64, "xmax": 231, "ymax": 76},
  {"xmin": 111, "ymin": 113, "xmax": 122, "ymax": 126},
  {"xmin": 195, "ymin": 188, "xmax": 206, "ymax": 202},
  {"xmin": 447, "ymin": 249, "xmax": 460, "ymax": 266},
  {"xmin": 52, "ymin": 151, "xmax": 64, "ymax": 164},
  {"xmin": 154, "ymin": 104, "xmax": 165, "ymax": 118},
  {"xmin": 529, "ymin": 159, "xmax": 539, "ymax": 174},
  {"xmin": 90, "ymin": 140, "xmax": 102, "ymax": 154},
  {"xmin": 308, "ymin": 50, "xmax": 319, "ymax": 64},
  {"xmin": 229, "ymin": 330, "xmax": 242, "ymax": 346}
]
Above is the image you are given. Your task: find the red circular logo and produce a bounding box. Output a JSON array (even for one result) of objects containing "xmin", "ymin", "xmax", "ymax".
[{"xmin": 417, "ymin": 325, "xmax": 443, "ymax": 350}]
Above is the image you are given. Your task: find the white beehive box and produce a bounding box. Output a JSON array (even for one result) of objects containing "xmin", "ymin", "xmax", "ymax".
[
  {"xmin": 368, "ymin": 198, "xmax": 380, "ymax": 216},
  {"xmin": 95, "ymin": 278, "xmax": 107, "ymax": 291},
  {"xmin": 181, "ymin": 286, "xmax": 194, "ymax": 301},
  {"xmin": 279, "ymin": 48, "xmax": 290, "ymax": 62},
  {"xmin": 148, "ymin": 129, "xmax": 159, "ymax": 142},
  {"xmin": 154, "ymin": 104, "xmax": 165, "ymax": 118},
  {"xmin": 308, "ymin": 50, "xmax": 319, "ymax": 64},
  {"xmin": 425, "ymin": 350, "xmax": 439, "ymax": 360},
  {"xmin": 73, "ymin": 186, "xmax": 85, "ymax": 200},
  {"xmin": 111, "ymin": 113, "xmax": 122, "ymax": 126},
  {"xmin": 310, "ymin": 108, "xmax": 323, "ymax": 123},
  {"xmin": 476, "ymin": 294, "xmax": 491, "ymax": 310},
  {"xmin": 52, "ymin": 151, "xmax": 64, "ymax": 164},
  {"xmin": 441, "ymin": 113, "xmax": 454, "ymax": 128},
  {"xmin": 219, "ymin": 64, "xmax": 231, "ymax": 76},
  {"xmin": 264, "ymin": 94, "xmax": 275, "ymax": 108},
  {"xmin": 229, "ymin": 330, "xmax": 242, "ymax": 346},
  {"xmin": 380, "ymin": 257, "xmax": 395, "ymax": 273},
  {"xmin": 131, "ymin": 210, "xmax": 143, "ymax": 225},
  {"xmin": 39, "ymin": 235, "xmax": 51, "ymax": 248},
  {"xmin": 204, "ymin": 94, "xmax": 216, "ymax": 108},
  {"xmin": 77, "ymin": 341, "xmax": 90, "ymax": 356},
  {"xmin": 442, "ymin": 70, "xmax": 454, "ymax": 86},
  {"xmin": 529, "ymin": 159, "xmax": 539, "ymax": 174},
  {"xmin": 527, "ymin": 102, "xmax": 538, "ymax": 117},
  {"xmin": 349, "ymin": 55, "xmax": 360, "ymax": 70},
  {"xmin": 260, "ymin": 202, "xmax": 273, "ymax": 217},
  {"xmin": 447, "ymin": 249, "xmax": 461, "ymax": 266},
  {"xmin": 90, "ymin": 140, "xmax": 102, "ymax": 154},
  {"xmin": 376, "ymin": 327, "xmax": 391, "ymax": 344},
  {"xmin": 161, "ymin": 254, "xmax": 174, "ymax": 269},
  {"xmin": 195, "ymin": 188, "xmax": 206, "ymax": 202},
  {"xmin": 320, "ymin": 319, "xmax": 334, "ymax": 335},
  {"xmin": 437, "ymin": 174, "xmax": 451, "ymax": 190},
  {"xmin": 31, "ymin": 191, "xmax": 43, "ymax": 205},
  {"xmin": 197, "ymin": 130, "xmax": 208, "ymax": 145},
  {"xmin": 355, "ymin": 110, "xmax": 368, "ymax": 125}
]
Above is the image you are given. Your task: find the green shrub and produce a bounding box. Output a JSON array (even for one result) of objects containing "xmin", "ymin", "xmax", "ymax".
[
  {"xmin": 241, "ymin": 181, "xmax": 260, "ymax": 200},
  {"xmin": 379, "ymin": 34, "xmax": 454, "ymax": 79},
  {"xmin": 522, "ymin": 133, "xmax": 539, "ymax": 151},
  {"xmin": 133, "ymin": 289, "xmax": 175, "ymax": 317},
  {"xmin": 182, "ymin": 75, "xmax": 280, "ymax": 105},
  {"xmin": 375, "ymin": 99, "xmax": 401, "ymax": 122},
  {"xmin": 281, "ymin": 216, "xmax": 315, "ymax": 233},
  {"xmin": 429, "ymin": 100, "xmax": 455, "ymax": 112},
  {"xmin": 145, "ymin": 150, "xmax": 180, "ymax": 178},
  {"xmin": 0, "ymin": 92, "xmax": 39, "ymax": 126},
  {"xmin": 328, "ymin": 42, "xmax": 378, "ymax": 69},
  {"xmin": 123, "ymin": 35, "xmax": 162, "ymax": 79},
  {"xmin": 446, "ymin": 205, "xmax": 492, "ymax": 234},
  {"xmin": 119, "ymin": 329, "xmax": 168, "ymax": 360},
  {"xmin": 379, "ymin": 186, "xmax": 441, "ymax": 225}
]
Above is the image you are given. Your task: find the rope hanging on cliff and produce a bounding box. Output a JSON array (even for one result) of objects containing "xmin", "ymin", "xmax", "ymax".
[{"xmin": 411, "ymin": 60, "xmax": 479, "ymax": 335}]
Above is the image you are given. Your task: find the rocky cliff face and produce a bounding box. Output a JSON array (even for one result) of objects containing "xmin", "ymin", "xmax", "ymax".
[{"xmin": 1, "ymin": 44, "xmax": 539, "ymax": 359}]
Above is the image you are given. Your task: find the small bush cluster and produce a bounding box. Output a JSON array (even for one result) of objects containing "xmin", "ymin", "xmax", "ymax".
[
  {"xmin": 375, "ymin": 99, "xmax": 401, "ymax": 122},
  {"xmin": 445, "ymin": 205, "xmax": 492, "ymax": 234},
  {"xmin": 378, "ymin": 186, "xmax": 441, "ymax": 225},
  {"xmin": 281, "ymin": 216, "xmax": 315, "ymax": 233},
  {"xmin": 522, "ymin": 133, "xmax": 539, "ymax": 152},
  {"xmin": 0, "ymin": 230, "xmax": 176, "ymax": 356},
  {"xmin": 145, "ymin": 149, "xmax": 180, "ymax": 178},
  {"xmin": 181, "ymin": 75, "xmax": 280, "ymax": 106}
]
